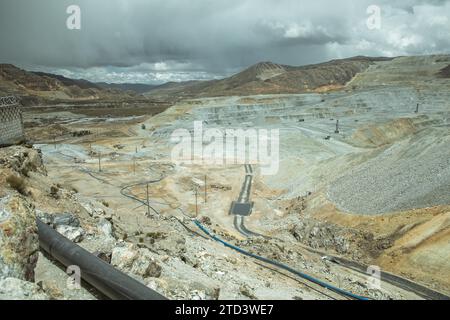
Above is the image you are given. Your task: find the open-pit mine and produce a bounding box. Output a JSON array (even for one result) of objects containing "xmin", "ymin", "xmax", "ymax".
[{"xmin": 0, "ymin": 55, "xmax": 449, "ymax": 300}]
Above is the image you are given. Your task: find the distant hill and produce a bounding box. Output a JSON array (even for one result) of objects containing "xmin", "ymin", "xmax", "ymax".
[
  {"xmin": 144, "ymin": 56, "xmax": 394, "ymax": 100},
  {"xmin": 0, "ymin": 64, "xmax": 141, "ymax": 106},
  {"xmin": 32, "ymin": 71, "xmax": 102, "ymax": 90},
  {"xmin": 31, "ymin": 72, "xmax": 158, "ymax": 94},
  {"xmin": 96, "ymin": 82, "xmax": 158, "ymax": 94}
]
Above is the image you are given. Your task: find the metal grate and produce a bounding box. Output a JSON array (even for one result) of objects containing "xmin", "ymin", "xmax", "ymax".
[
  {"xmin": 0, "ymin": 96, "xmax": 19, "ymax": 107},
  {"xmin": 0, "ymin": 95, "xmax": 24, "ymax": 147}
]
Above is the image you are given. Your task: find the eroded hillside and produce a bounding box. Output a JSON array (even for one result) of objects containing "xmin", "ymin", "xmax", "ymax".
[{"xmin": 144, "ymin": 56, "xmax": 392, "ymax": 100}]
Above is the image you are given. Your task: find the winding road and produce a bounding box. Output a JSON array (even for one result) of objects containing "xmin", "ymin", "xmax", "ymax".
[{"xmin": 232, "ymin": 164, "xmax": 264, "ymax": 237}]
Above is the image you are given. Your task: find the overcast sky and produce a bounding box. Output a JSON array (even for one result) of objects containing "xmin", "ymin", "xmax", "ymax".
[{"xmin": 1, "ymin": 0, "xmax": 450, "ymax": 84}]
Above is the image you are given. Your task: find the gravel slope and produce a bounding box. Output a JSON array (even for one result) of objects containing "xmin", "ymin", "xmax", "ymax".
[{"xmin": 327, "ymin": 128, "xmax": 450, "ymax": 214}]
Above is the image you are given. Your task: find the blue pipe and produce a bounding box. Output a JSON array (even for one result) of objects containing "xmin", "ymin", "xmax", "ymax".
[{"xmin": 194, "ymin": 220, "xmax": 369, "ymax": 301}]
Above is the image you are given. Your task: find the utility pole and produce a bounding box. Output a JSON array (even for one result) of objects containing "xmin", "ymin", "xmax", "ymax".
[
  {"xmin": 335, "ymin": 119, "xmax": 340, "ymax": 134},
  {"xmin": 195, "ymin": 187, "xmax": 198, "ymax": 217},
  {"xmin": 204, "ymin": 175, "xmax": 207, "ymax": 204},
  {"xmin": 415, "ymin": 103, "xmax": 419, "ymax": 114},
  {"xmin": 146, "ymin": 183, "xmax": 150, "ymax": 217}
]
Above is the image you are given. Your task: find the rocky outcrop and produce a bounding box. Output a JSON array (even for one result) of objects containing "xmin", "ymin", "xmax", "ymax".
[
  {"xmin": 111, "ymin": 244, "xmax": 162, "ymax": 279},
  {"xmin": 0, "ymin": 195, "xmax": 39, "ymax": 281},
  {"xmin": 55, "ymin": 225, "xmax": 85, "ymax": 243},
  {"xmin": 0, "ymin": 146, "xmax": 91, "ymax": 299},
  {"xmin": 0, "ymin": 146, "xmax": 46, "ymax": 177}
]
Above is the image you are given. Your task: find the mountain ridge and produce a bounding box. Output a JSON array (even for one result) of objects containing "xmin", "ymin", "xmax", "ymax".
[
  {"xmin": 144, "ymin": 56, "xmax": 395, "ymax": 100},
  {"xmin": 0, "ymin": 56, "xmax": 395, "ymax": 106}
]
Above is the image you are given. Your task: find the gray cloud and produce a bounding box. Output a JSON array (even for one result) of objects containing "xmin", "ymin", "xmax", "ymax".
[{"xmin": 1, "ymin": 0, "xmax": 450, "ymax": 84}]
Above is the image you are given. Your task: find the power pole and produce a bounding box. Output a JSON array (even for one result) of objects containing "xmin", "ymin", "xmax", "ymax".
[
  {"xmin": 146, "ymin": 183, "xmax": 150, "ymax": 217},
  {"xmin": 204, "ymin": 175, "xmax": 207, "ymax": 204},
  {"xmin": 335, "ymin": 119, "xmax": 340, "ymax": 134},
  {"xmin": 195, "ymin": 187, "xmax": 198, "ymax": 216},
  {"xmin": 415, "ymin": 103, "xmax": 419, "ymax": 114}
]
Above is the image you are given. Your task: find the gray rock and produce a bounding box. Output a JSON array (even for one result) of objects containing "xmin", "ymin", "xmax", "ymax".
[
  {"xmin": 36, "ymin": 211, "xmax": 80, "ymax": 228},
  {"xmin": 55, "ymin": 225, "xmax": 85, "ymax": 243},
  {"xmin": 53, "ymin": 213, "xmax": 80, "ymax": 228},
  {"xmin": 239, "ymin": 284, "xmax": 257, "ymax": 299},
  {"xmin": 97, "ymin": 218, "xmax": 114, "ymax": 238},
  {"xmin": 190, "ymin": 290, "xmax": 207, "ymax": 300},
  {"xmin": 111, "ymin": 244, "xmax": 162, "ymax": 279},
  {"xmin": 93, "ymin": 251, "xmax": 112, "ymax": 264},
  {"xmin": 35, "ymin": 210, "xmax": 53, "ymax": 225},
  {"xmin": 132, "ymin": 249, "xmax": 162, "ymax": 278},
  {"xmin": 79, "ymin": 201, "xmax": 108, "ymax": 218},
  {"xmin": 111, "ymin": 245, "xmax": 138, "ymax": 270},
  {"xmin": 0, "ymin": 277, "xmax": 49, "ymax": 300},
  {"xmin": 0, "ymin": 208, "xmax": 9, "ymax": 222}
]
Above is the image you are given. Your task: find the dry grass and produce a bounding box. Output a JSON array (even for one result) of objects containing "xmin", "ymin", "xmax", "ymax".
[{"xmin": 6, "ymin": 174, "xmax": 27, "ymax": 195}]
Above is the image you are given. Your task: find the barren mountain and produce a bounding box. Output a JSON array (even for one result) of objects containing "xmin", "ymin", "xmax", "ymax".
[
  {"xmin": 95, "ymin": 82, "xmax": 158, "ymax": 94},
  {"xmin": 0, "ymin": 57, "xmax": 393, "ymax": 106},
  {"xmin": 0, "ymin": 64, "xmax": 140, "ymax": 106},
  {"xmin": 145, "ymin": 56, "xmax": 393, "ymax": 100}
]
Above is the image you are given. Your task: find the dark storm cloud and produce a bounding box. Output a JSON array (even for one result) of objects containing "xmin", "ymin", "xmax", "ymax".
[{"xmin": 1, "ymin": 0, "xmax": 450, "ymax": 83}]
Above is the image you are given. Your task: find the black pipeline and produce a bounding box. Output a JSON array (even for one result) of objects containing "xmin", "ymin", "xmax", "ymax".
[{"xmin": 37, "ymin": 218, "xmax": 167, "ymax": 300}]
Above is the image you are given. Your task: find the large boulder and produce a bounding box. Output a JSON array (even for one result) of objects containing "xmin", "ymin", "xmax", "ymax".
[
  {"xmin": 55, "ymin": 225, "xmax": 85, "ymax": 243},
  {"xmin": 111, "ymin": 244, "xmax": 162, "ymax": 279},
  {"xmin": 0, "ymin": 146, "xmax": 46, "ymax": 177},
  {"xmin": 97, "ymin": 218, "xmax": 115, "ymax": 239}
]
